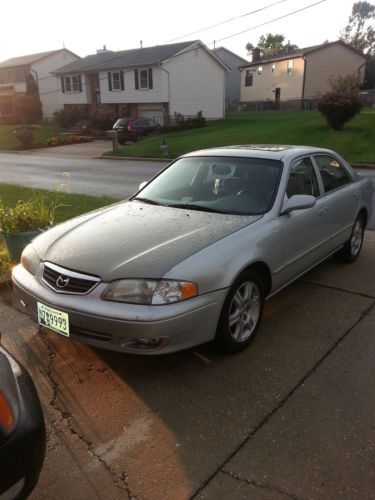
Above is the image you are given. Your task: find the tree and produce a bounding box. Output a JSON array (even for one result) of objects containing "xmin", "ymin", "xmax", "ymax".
[
  {"xmin": 246, "ymin": 33, "xmax": 298, "ymax": 57},
  {"xmin": 340, "ymin": 1, "xmax": 375, "ymax": 55}
]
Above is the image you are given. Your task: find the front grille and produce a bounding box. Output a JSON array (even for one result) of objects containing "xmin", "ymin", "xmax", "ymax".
[{"xmin": 42, "ymin": 262, "xmax": 101, "ymax": 295}]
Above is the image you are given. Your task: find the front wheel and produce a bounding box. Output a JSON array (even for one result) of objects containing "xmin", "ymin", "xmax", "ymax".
[
  {"xmin": 214, "ymin": 270, "xmax": 265, "ymax": 353},
  {"xmin": 334, "ymin": 214, "xmax": 365, "ymax": 263}
]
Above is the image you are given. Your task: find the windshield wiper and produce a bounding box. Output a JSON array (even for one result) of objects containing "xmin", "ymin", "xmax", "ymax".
[
  {"xmin": 133, "ymin": 197, "xmax": 167, "ymax": 206},
  {"xmin": 168, "ymin": 203, "xmax": 225, "ymax": 214}
]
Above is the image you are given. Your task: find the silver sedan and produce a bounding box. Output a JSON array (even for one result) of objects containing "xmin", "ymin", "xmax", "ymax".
[{"xmin": 12, "ymin": 146, "xmax": 373, "ymax": 355}]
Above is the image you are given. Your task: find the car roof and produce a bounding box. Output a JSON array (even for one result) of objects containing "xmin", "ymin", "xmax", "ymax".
[{"xmin": 183, "ymin": 145, "xmax": 337, "ymax": 162}]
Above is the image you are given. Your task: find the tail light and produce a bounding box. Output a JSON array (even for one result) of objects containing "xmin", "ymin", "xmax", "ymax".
[{"xmin": 127, "ymin": 120, "xmax": 132, "ymax": 132}]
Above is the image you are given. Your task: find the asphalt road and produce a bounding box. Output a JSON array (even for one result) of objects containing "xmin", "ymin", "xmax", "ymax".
[
  {"xmin": 0, "ymin": 152, "xmax": 165, "ymax": 199},
  {"xmin": 0, "ymin": 153, "xmax": 374, "ymax": 228}
]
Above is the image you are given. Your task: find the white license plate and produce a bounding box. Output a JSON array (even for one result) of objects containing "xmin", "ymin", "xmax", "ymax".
[{"xmin": 37, "ymin": 302, "xmax": 70, "ymax": 337}]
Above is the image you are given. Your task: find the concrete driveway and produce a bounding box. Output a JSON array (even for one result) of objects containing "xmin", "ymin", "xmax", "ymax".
[
  {"xmin": 1, "ymin": 232, "xmax": 375, "ymax": 499},
  {"xmin": 23, "ymin": 139, "xmax": 112, "ymax": 158}
]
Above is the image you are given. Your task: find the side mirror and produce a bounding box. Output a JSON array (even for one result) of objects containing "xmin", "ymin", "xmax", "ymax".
[
  {"xmin": 139, "ymin": 181, "xmax": 148, "ymax": 190},
  {"xmin": 281, "ymin": 195, "xmax": 316, "ymax": 215}
]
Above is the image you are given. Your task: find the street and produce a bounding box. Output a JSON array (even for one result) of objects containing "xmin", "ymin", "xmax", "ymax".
[
  {"xmin": 0, "ymin": 152, "xmax": 164, "ymax": 199},
  {"xmin": 0, "ymin": 152, "xmax": 374, "ymax": 228}
]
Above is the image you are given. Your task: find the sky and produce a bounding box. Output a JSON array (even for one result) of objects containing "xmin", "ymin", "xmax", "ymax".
[{"xmin": 0, "ymin": 0, "xmax": 360, "ymax": 63}]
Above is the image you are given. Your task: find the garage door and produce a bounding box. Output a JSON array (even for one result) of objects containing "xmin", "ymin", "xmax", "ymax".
[{"xmin": 138, "ymin": 105, "xmax": 164, "ymax": 125}]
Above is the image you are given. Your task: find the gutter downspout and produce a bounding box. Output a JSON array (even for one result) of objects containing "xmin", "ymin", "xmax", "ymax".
[
  {"xmin": 159, "ymin": 64, "xmax": 170, "ymax": 125},
  {"xmin": 301, "ymin": 55, "xmax": 307, "ymax": 110}
]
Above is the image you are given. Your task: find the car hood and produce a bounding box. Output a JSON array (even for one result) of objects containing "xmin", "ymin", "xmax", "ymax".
[{"xmin": 32, "ymin": 201, "xmax": 262, "ymax": 281}]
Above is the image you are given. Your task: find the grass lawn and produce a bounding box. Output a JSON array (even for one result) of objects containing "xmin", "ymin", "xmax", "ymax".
[
  {"xmin": 0, "ymin": 184, "xmax": 118, "ymax": 275},
  {"xmin": 0, "ymin": 123, "xmax": 64, "ymax": 150},
  {"xmin": 108, "ymin": 110, "xmax": 375, "ymax": 164}
]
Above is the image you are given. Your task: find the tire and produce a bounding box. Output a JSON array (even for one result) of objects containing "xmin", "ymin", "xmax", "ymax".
[
  {"xmin": 214, "ymin": 270, "xmax": 265, "ymax": 353},
  {"xmin": 334, "ymin": 213, "xmax": 365, "ymax": 264}
]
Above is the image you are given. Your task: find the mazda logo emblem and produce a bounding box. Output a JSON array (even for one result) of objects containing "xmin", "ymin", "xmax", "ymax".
[{"xmin": 56, "ymin": 275, "xmax": 70, "ymax": 289}]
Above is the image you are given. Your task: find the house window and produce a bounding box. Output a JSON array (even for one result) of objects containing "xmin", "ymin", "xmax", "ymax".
[
  {"xmin": 272, "ymin": 63, "xmax": 276, "ymax": 74},
  {"xmin": 72, "ymin": 75, "xmax": 80, "ymax": 92},
  {"xmin": 134, "ymin": 68, "xmax": 153, "ymax": 90},
  {"xmin": 140, "ymin": 69, "xmax": 149, "ymax": 89},
  {"xmin": 244, "ymin": 69, "xmax": 253, "ymax": 87},
  {"xmin": 65, "ymin": 76, "xmax": 72, "ymax": 92},
  {"xmin": 257, "ymin": 66, "xmax": 263, "ymax": 76},
  {"xmin": 112, "ymin": 72, "xmax": 121, "ymax": 90},
  {"xmin": 107, "ymin": 71, "xmax": 124, "ymax": 91},
  {"xmin": 287, "ymin": 60, "xmax": 293, "ymax": 75},
  {"xmin": 0, "ymin": 69, "xmax": 27, "ymax": 84},
  {"xmin": 62, "ymin": 74, "xmax": 82, "ymax": 93}
]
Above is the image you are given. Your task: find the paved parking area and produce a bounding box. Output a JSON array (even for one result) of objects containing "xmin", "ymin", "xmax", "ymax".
[{"xmin": 1, "ymin": 232, "xmax": 375, "ymax": 499}]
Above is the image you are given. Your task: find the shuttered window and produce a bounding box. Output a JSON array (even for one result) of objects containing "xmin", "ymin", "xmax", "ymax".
[
  {"xmin": 62, "ymin": 74, "xmax": 82, "ymax": 93},
  {"xmin": 135, "ymin": 68, "xmax": 153, "ymax": 90},
  {"xmin": 108, "ymin": 71, "xmax": 125, "ymax": 91}
]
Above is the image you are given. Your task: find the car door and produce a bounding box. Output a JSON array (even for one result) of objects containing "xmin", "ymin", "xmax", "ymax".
[
  {"xmin": 277, "ymin": 156, "xmax": 330, "ymax": 284},
  {"xmin": 311, "ymin": 154, "xmax": 360, "ymax": 253}
]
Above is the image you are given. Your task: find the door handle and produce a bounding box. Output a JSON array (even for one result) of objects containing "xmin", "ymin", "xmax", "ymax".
[
  {"xmin": 318, "ymin": 207, "xmax": 328, "ymax": 216},
  {"xmin": 353, "ymin": 190, "xmax": 360, "ymax": 198}
]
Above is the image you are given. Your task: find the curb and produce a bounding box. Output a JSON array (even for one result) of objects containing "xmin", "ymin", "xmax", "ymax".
[{"xmin": 97, "ymin": 155, "xmax": 172, "ymax": 162}]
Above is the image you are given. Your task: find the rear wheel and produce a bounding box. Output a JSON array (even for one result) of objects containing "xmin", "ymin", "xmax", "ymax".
[
  {"xmin": 214, "ymin": 270, "xmax": 265, "ymax": 353},
  {"xmin": 334, "ymin": 214, "xmax": 365, "ymax": 263}
]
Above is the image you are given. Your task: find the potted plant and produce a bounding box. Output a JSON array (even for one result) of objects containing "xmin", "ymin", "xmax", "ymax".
[{"xmin": 0, "ymin": 195, "xmax": 59, "ymax": 262}]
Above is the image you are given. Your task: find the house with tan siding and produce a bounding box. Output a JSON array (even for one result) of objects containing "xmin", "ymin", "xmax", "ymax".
[
  {"xmin": 239, "ymin": 41, "xmax": 366, "ymax": 109},
  {"xmin": 54, "ymin": 41, "xmax": 229, "ymax": 124}
]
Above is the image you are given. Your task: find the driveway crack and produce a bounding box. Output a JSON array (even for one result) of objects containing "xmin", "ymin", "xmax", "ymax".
[
  {"xmin": 39, "ymin": 328, "xmax": 135, "ymax": 498},
  {"xmin": 299, "ymin": 280, "xmax": 375, "ymax": 299},
  {"xmin": 221, "ymin": 469, "xmax": 301, "ymax": 500}
]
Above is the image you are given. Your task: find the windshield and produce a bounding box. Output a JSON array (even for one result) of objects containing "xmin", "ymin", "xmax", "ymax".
[{"xmin": 134, "ymin": 156, "xmax": 283, "ymax": 215}]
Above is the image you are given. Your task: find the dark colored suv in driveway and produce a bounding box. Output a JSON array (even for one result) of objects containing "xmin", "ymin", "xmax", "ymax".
[{"xmin": 113, "ymin": 117, "xmax": 160, "ymax": 144}]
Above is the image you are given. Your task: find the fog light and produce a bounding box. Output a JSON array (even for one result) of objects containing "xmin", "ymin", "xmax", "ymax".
[{"xmin": 137, "ymin": 338, "xmax": 161, "ymax": 347}]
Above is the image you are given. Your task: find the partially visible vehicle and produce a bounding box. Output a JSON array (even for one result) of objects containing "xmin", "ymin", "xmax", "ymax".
[
  {"xmin": 113, "ymin": 117, "xmax": 160, "ymax": 144},
  {"xmin": 0, "ymin": 342, "xmax": 46, "ymax": 498}
]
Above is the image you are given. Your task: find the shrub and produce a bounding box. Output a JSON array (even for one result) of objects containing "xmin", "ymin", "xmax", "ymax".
[
  {"xmin": 12, "ymin": 127, "xmax": 34, "ymax": 149},
  {"xmin": 159, "ymin": 116, "xmax": 206, "ymax": 134},
  {"xmin": 317, "ymin": 74, "xmax": 363, "ymax": 131},
  {"xmin": 0, "ymin": 195, "xmax": 59, "ymax": 234},
  {"xmin": 88, "ymin": 110, "xmax": 118, "ymax": 131},
  {"xmin": 53, "ymin": 107, "xmax": 88, "ymax": 128}
]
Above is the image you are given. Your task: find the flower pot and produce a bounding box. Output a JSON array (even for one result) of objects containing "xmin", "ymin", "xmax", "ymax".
[{"xmin": 1, "ymin": 230, "xmax": 42, "ymax": 262}]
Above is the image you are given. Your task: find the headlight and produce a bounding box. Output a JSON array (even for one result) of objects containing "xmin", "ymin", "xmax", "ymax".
[
  {"xmin": 102, "ymin": 279, "xmax": 198, "ymax": 305},
  {"xmin": 20, "ymin": 244, "xmax": 41, "ymax": 275}
]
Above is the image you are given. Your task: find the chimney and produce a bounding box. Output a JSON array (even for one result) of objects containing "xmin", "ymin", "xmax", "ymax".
[
  {"xmin": 96, "ymin": 45, "xmax": 107, "ymax": 54},
  {"xmin": 252, "ymin": 47, "xmax": 261, "ymax": 62}
]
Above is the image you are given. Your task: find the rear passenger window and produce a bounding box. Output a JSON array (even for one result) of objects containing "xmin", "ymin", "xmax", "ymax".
[
  {"xmin": 286, "ymin": 157, "xmax": 319, "ymax": 198},
  {"xmin": 314, "ymin": 155, "xmax": 350, "ymax": 193}
]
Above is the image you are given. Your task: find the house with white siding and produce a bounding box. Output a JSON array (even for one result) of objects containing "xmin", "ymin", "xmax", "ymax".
[
  {"xmin": 54, "ymin": 41, "xmax": 229, "ymax": 124},
  {"xmin": 0, "ymin": 49, "xmax": 79, "ymax": 122}
]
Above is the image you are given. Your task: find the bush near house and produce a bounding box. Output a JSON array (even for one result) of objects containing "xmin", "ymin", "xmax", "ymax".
[
  {"xmin": 159, "ymin": 116, "xmax": 206, "ymax": 133},
  {"xmin": 317, "ymin": 74, "xmax": 363, "ymax": 131},
  {"xmin": 53, "ymin": 107, "xmax": 88, "ymax": 129}
]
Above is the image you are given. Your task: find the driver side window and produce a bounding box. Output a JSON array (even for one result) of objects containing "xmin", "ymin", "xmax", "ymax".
[{"xmin": 286, "ymin": 157, "xmax": 319, "ymax": 198}]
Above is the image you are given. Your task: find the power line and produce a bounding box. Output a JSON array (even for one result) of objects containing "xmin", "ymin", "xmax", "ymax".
[
  {"xmin": 215, "ymin": 0, "xmax": 330, "ymax": 43},
  {"xmin": 167, "ymin": 0, "xmax": 289, "ymax": 42}
]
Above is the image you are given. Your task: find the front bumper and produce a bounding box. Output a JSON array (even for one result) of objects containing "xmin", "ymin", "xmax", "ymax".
[{"xmin": 12, "ymin": 264, "xmax": 228, "ymax": 355}]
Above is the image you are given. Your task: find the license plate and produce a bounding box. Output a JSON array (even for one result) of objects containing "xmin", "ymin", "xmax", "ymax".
[{"xmin": 37, "ymin": 302, "xmax": 70, "ymax": 337}]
